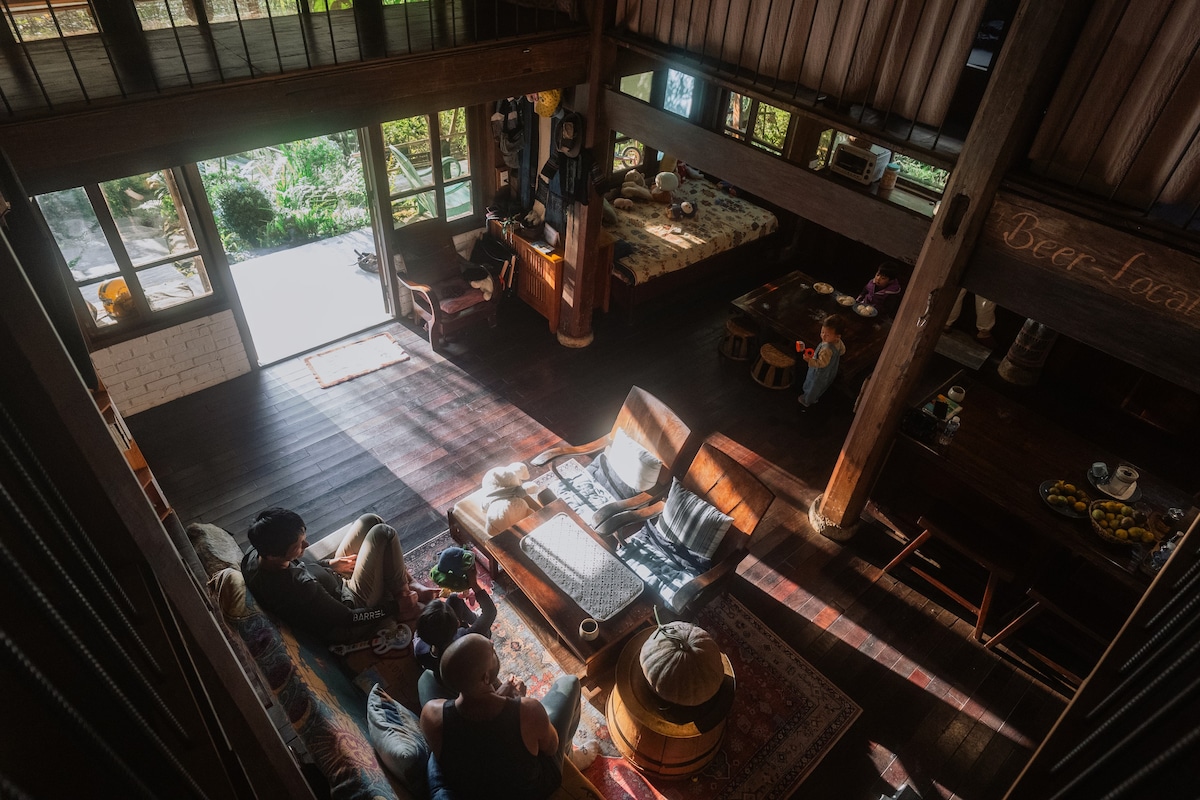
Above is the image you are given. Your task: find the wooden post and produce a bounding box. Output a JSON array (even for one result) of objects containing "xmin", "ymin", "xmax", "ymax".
[
  {"xmin": 817, "ymin": 0, "xmax": 1090, "ymax": 531},
  {"xmin": 557, "ymin": 0, "xmax": 614, "ymax": 347}
]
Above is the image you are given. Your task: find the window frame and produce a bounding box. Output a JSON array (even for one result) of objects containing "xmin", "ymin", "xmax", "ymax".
[
  {"xmin": 721, "ymin": 90, "xmax": 793, "ymax": 156},
  {"xmin": 383, "ymin": 107, "xmax": 476, "ymax": 229},
  {"xmin": 37, "ymin": 166, "xmax": 228, "ymax": 348}
]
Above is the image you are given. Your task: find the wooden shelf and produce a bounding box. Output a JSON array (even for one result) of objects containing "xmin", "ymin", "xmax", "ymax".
[{"xmin": 92, "ymin": 379, "xmax": 172, "ymax": 522}]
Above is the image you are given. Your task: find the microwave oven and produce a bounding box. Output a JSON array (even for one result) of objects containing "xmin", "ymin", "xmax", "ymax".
[{"xmin": 829, "ymin": 142, "xmax": 891, "ymax": 185}]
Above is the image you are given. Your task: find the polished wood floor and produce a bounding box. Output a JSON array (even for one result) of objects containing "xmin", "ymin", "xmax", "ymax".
[{"xmin": 129, "ymin": 265, "xmax": 1067, "ymax": 800}]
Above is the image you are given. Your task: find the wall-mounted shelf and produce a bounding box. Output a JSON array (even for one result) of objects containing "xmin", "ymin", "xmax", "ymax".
[{"xmin": 92, "ymin": 380, "xmax": 171, "ymax": 522}]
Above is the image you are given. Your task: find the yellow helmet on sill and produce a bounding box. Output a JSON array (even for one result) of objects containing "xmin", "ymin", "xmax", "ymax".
[{"xmin": 99, "ymin": 277, "xmax": 135, "ymax": 318}]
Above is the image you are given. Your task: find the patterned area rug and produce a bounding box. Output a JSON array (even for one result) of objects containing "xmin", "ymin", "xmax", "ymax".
[
  {"xmin": 405, "ymin": 532, "xmax": 861, "ymax": 799},
  {"xmin": 304, "ymin": 332, "xmax": 409, "ymax": 388}
]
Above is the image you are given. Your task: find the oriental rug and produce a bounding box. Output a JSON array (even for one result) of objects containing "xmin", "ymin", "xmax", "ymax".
[
  {"xmin": 404, "ymin": 532, "xmax": 861, "ymax": 799},
  {"xmin": 304, "ymin": 332, "xmax": 409, "ymax": 388}
]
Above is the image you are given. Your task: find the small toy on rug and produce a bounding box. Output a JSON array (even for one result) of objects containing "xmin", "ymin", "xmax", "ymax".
[
  {"xmin": 717, "ymin": 180, "xmax": 739, "ymax": 196},
  {"xmin": 613, "ymin": 197, "xmax": 635, "ymax": 210}
]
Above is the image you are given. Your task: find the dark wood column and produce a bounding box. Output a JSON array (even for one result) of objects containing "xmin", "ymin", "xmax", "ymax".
[
  {"xmin": 818, "ymin": 0, "xmax": 1091, "ymax": 530},
  {"xmin": 557, "ymin": 0, "xmax": 613, "ymax": 346}
]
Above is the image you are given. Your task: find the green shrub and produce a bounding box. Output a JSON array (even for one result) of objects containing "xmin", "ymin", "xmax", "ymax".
[{"xmin": 214, "ymin": 182, "xmax": 274, "ymax": 247}]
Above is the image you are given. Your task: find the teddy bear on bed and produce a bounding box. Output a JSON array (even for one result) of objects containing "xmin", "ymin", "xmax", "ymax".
[
  {"xmin": 619, "ymin": 169, "xmax": 653, "ymax": 202},
  {"xmin": 480, "ymin": 462, "xmax": 540, "ymax": 534},
  {"xmin": 650, "ymin": 170, "xmax": 679, "ymax": 203},
  {"xmin": 667, "ymin": 200, "xmax": 697, "ymax": 221}
]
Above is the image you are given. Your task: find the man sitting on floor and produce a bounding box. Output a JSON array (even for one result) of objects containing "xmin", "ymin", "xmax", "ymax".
[{"xmin": 420, "ymin": 633, "xmax": 581, "ymax": 799}]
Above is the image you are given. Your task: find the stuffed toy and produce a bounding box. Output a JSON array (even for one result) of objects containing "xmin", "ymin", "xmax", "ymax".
[
  {"xmin": 429, "ymin": 546, "xmax": 475, "ymax": 592},
  {"xmin": 667, "ymin": 203, "xmax": 684, "ymax": 220},
  {"xmin": 651, "ymin": 170, "xmax": 679, "ymax": 203},
  {"xmin": 679, "ymin": 200, "xmax": 696, "ymax": 218},
  {"xmin": 480, "ymin": 462, "xmax": 537, "ymax": 534},
  {"xmin": 620, "ymin": 169, "xmax": 653, "ymax": 202},
  {"xmin": 470, "ymin": 276, "xmax": 494, "ymax": 301},
  {"xmin": 613, "ymin": 197, "xmax": 634, "ymax": 210},
  {"xmin": 718, "ymin": 180, "xmax": 739, "ymax": 196}
]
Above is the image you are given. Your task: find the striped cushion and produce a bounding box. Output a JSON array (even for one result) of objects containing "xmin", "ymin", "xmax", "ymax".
[{"xmin": 659, "ymin": 478, "xmax": 733, "ymax": 561}]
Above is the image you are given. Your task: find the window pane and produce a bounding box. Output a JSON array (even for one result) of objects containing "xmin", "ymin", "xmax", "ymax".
[
  {"xmin": 612, "ymin": 134, "xmax": 644, "ymax": 173},
  {"xmin": 7, "ymin": 5, "xmax": 97, "ymax": 40},
  {"xmin": 893, "ymin": 153, "xmax": 949, "ymax": 192},
  {"xmin": 78, "ymin": 281, "xmax": 122, "ymax": 328},
  {"xmin": 620, "ymin": 72, "xmax": 653, "ymax": 102},
  {"xmin": 752, "ymin": 104, "xmax": 790, "ymax": 153},
  {"xmin": 725, "ymin": 93, "xmax": 751, "ymax": 137},
  {"xmin": 443, "ymin": 180, "xmax": 473, "ymax": 221},
  {"xmin": 664, "ymin": 69, "xmax": 695, "ymax": 119},
  {"xmin": 439, "ymin": 107, "xmax": 471, "ymax": 180},
  {"xmin": 384, "ymin": 115, "xmax": 434, "ymax": 194},
  {"xmin": 102, "ymin": 171, "xmax": 197, "ymax": 266},
  {"xmin": 37, "ymin": 187, "xmax": 120, "ymax": 282},
  {"xmin": 392, "ymin": 192, "xmax": 437, "ymax": 228},
  {"xmin": 136, "ymin": 257, "xmax": 210, "ymax": 312}
]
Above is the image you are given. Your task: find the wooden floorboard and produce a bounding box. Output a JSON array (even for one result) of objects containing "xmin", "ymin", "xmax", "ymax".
[{"xmin": 127, "ymin": 263, "xmax": 1067, "ymax": 799}]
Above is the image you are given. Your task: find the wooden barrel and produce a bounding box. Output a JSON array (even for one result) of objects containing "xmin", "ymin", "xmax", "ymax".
[{"xmin": 605, "ymin": 628, "xmax": 735, "ymax": 779}]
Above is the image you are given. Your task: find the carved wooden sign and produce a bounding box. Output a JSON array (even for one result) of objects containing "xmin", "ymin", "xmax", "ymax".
[{"xmin": 983, "ymin": 195, "xmax": 1200, "ymax": 329}]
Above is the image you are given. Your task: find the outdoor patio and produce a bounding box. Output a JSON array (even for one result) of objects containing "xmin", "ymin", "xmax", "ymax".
[{"xmin": 229, "ymin": 227, "xmax": 391, "ymax": 365}]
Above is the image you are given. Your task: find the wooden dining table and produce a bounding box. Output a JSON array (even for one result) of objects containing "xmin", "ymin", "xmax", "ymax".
[
  {"xmin": 874, "ymin": 377, "xmax": 1193, "ymax": 590},
  {"xmin": 731, "ymin": 269, "xmax": 892, "ymax": 386}
]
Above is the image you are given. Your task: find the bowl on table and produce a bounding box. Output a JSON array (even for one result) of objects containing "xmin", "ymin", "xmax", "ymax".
[
  {"xmin": 814, "ymin": 282, "xmax": 834, "ymax": 294},
  {"xmin": 836, "ymin": 294, "xmax": 856, "ymax": 306},
  {"xmin": 1088, "ymin": 499, "xmax": 1157, "ymax": 546},
  {"xmin": 854, "ymin": 304, "xmax": 878, "ymax": 317}
]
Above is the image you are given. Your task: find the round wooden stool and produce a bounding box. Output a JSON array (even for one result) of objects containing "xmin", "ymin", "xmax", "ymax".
[
  {"xmin": 750, "ymin": 343, "xmax": 796, "ymax": 389},
  {"xmin": 718, "ymin": 317, "xmax": 756, "ymax": 361}
]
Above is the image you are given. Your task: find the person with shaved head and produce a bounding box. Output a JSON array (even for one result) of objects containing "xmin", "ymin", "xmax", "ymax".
[{"xmin": 419, "ymin": 633, "xmax": 580, "ymax": 799}]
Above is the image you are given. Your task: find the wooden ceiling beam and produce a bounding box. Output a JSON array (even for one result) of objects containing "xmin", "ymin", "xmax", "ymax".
[{"xmin": 0, "ymin": 33, "xmax": 590, "ymax": 194}]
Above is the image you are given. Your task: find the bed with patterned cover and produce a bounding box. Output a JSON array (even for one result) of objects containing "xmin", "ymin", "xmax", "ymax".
[{"xmin": 604, "ymin": 177, "xmax": 779, "ymax": 310}]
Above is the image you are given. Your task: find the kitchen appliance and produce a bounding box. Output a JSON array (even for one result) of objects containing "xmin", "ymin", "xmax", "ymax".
[{"xmin": 829, "ymin": 141, "xmax": 892, "ymax": 185}]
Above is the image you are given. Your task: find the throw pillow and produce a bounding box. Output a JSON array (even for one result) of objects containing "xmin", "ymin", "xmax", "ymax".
[
  {"xmin": 209, "ymin": 567, "xmax": 251, "ymax": 620},
  {"xmin": 606, "ymin": 428, "xmax": 661, "ymax": 493},
  {"xmin": 187, "ymin": 522, "xmax": 244, "ymax": 577},
  {"xmin": 659, "ymin": 478, "xmax": 733, "ymax": 562},
  {"xmin": 366, "ymin": 684, "xmax": 429, "ymax": 794}
]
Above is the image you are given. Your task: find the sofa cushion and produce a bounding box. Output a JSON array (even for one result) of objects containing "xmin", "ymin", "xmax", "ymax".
[
  {"xmin": 187, "ymin": 522, "xmax": 244, "ymax": 577},
  {"xmin": 616, "ymin": 526, "xmax": 696, "ymax": 612},
  {"xmin": 367, "ymin": 685, "xmax": 429, "ymax": 795},
  {"xmin": 659, "ymin": 478, "xmax": 733, "ymax": 562},
  {"xmin": 209, "ymin": 566, "xmax": 251, "ymax": 619},
  {"xmin": 606, "ymin": 428, "xmax": 661, "ymax": 493}
]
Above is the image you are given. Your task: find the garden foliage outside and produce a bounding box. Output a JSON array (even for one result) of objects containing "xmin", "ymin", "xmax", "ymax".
[{"xmin": 199, "ymin": 132, "xmax": 369, "ymax": 263}]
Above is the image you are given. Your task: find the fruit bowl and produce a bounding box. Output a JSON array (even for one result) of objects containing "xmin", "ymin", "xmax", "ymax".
[
  {"xmin": 1088, "ymin": 499, "xmax": 1156, "ymax": 546},
  {"xmin": 1039, "ymin": 479, "xmax": 1091, "ymax": 518}
]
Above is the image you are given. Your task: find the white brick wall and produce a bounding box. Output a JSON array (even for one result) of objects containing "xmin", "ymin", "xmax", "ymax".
[{"xmin": 92, "ymin": 310, "xmax": 251, "ymax": 416}]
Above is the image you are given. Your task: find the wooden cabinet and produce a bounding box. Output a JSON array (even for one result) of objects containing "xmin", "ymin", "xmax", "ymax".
[
  {"xmin": 490, "ymin": 219, "xmax": 563, "ymax": 332},
  {"xmin": 92, "ymin": 380, "xmax": 171, "ymax": 522}
]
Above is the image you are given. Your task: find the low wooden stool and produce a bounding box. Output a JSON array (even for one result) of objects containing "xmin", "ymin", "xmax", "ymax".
[
  {"xmin": 882, "ymin": 513, "xmax": 1021, "ymax": 641},
  {"xmin": 718, "ymin": 317, "xmax": 756, "ymax": 361},
  {"xmin": 750, "ymin": 343, "xmax": 795, "ymax": 389}
]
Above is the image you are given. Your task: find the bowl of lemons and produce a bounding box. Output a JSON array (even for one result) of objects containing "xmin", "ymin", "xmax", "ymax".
[
  {"xmin": 1040, "ymin": 480, "xmax": 1091, "ymax": 518},
  {"xmin": 1089, "ymin": 499, "xmax": 1156, "ymax": 546}
]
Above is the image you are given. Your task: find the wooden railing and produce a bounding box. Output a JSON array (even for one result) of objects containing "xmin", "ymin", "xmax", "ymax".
[{"xmin": 0, "ymin": 0, "xmax": 584, "ymax": 117}]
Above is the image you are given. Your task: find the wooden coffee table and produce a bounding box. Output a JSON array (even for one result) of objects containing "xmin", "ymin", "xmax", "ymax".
[{"xmin": 490, "ymin": 501, "xmax": 655, "ymax": 675}]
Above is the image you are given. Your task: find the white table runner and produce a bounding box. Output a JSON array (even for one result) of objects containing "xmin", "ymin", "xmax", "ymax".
[{"xmin": 520, "ymin": 513, "xmax": 644, "ymax": 621}]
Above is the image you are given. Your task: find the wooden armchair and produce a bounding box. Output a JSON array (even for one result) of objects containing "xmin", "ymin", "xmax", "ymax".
[
  {"xmin": 607, "ymin": 432, "xmax": 775, "ymax": 619},
  {"xmin": 447, "ymin": 386, "xmax": 691, "ymax": 573},
  {"xmin": 530, "ymin": 385, "xmax": 693, "ymax": 523},
  {"xmin": 394, "ymin": 219, "xmax": 500, "ymax": 350}
]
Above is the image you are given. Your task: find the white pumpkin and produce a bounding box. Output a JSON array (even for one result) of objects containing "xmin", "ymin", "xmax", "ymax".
[{"xmin": 639, "ymin": 620, "xmax": 724, "ymax": 706}]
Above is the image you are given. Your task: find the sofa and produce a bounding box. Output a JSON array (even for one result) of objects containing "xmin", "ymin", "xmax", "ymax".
[{"xmin": 186, "ymin": 522, "xmax": 602, "ymax": 800}]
